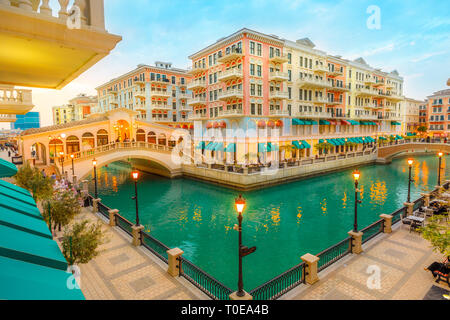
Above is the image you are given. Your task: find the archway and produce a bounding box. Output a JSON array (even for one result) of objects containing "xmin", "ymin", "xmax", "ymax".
[
  {"xmin": 31, "ymin": 142, "xmax": 47, "ymax": 165},
  {"xmin": 82, "ymin": 132, "xmax": 95, "ymax": 150},
  {"xmin": 158, "ymin": 133, "xmax": 167, "ymax": 146},
  {"xmin": 147, "ymin": 131, "xmax": 156, "ymax": 144},
  {"xmin": 97, "ymin": 129, "xmax": 109, "ymax": 146},
  {"xmin": 49, "ymin": 139, "xmax": 63, "ymax": 164},
  {"xmin": 66, "ymin": 135, "xmax": 80, "ymax": 154},
  {"xmin": 114, "ymin": 120, "xmax": 130, "ymax": 142},
  {"xmin": 136, "ymin": 129, "xmax": 146, "ymax": 142},
  {"xmin": 168, "ymin": 136, "xmax": 176, "ymax": 148}
]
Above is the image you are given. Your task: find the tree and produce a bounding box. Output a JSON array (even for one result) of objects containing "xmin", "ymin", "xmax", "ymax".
[
  {"xmin": 417, "ymin": 126, "xmax": 427, "ymax": 137},
  {"xmin": 419, "ymin": 215, "xmax": 450, "ymax": 258},
  {"xmin": 314, "ymin": 142, "xmax": 333, "ymax": 155},
  {"xmin": 44, "ymin": 189, "xmax": 81, "ymax": 231},
  {"xmin": 14, "ymin": 163, "xmax": 53, "ymax": 202},
  {"xmin": 62, "ymin": 220, "xmax": 106, "ymax": 265}
]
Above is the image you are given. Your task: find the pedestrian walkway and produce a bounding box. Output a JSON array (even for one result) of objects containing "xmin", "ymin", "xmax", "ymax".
[
  {"xmin": 284, "ymin": 224, "xmax": 449, "ymax": 300},
  {"xmin": 54, "ymin": 208, "xmax": 207, "ymax": 300}
]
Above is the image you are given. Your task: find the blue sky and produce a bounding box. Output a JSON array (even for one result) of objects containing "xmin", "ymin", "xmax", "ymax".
[{"xmin": 20, "ymin": 0, "xmax": 450, "ymax": 127}]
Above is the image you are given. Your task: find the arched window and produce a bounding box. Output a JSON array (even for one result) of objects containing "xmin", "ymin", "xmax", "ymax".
[
  {"xmin": 147, "ymin": 131, "xmax": 156, "ymax": 144},
  {"xmin": 66, "ymin": 135, "xmax": 80, "ymax": 154},
  {"xmin": 97, "ymin": 129, "xmax": 109, "ymax": 146},
  {"xmin": 158, "ymin": 133, "xmax": 167, "ymax": 145},
  {"xmin": 136, "ymin": 129, "xmax": 146, "ymax": 142},
  {"xmin": 49, "ymin": 139, "xmax": 64, "ymax": 162},
  {"xmin": 82, "ymin": 132, "xmax": 95, "ymax": 149}
]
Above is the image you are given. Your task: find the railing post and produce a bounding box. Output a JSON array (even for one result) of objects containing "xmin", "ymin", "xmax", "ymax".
[
  {"xmin": 379, "ymin": 214, "xmax": 393, "ymax": 233},
  {"xmin": 421, "ymin": 193, "xmax": 431, "ymax": 207},
  {"xmin": 167, "ymin": 248, "xmax": 184, "ymax": 277},
  {"xmin": 131, "ymin": 225, "xmax": 144, "ymax": 246},
  {"xmin": 108, "ymin": 209, "xmax": 118, "ymax": 227},
  {"xmin": 348, "ymin": 230, "xmax": 363, "ymax": 254},
  {"xmin": 403, "ymin": 202, "xmax": 414, "ymax": 216},
  {"xmin": 301, "ymin": 253, "xmax": 320, "ymax": 285},
  {"xmin": 92, "ymin": 198, "xmax": 101, "ymax": 214}
]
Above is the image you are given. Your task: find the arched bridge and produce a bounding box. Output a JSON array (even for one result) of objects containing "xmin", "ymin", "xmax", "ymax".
[{"xmin": 377, "ymin": 142, "xmax": 450, "ymax": 163}]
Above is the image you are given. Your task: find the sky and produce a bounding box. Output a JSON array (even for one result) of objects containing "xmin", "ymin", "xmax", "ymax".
[{"xmin": 8, "ymin": 0, "xmax": 450, "ymax": 128}]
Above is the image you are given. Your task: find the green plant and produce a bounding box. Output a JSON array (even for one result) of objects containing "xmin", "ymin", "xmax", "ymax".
[
  {"xmin": 62, "ymin": 219, "xmax": 106, "ymax": 265},
  {"xmin": 419, "ymin": 215, "xmax": 450, "ymax": 258},
  {"xmin": 314, "ymin": 142, "xmax": 333, "ymax": 152},
  {"xmin": 44, "ymin": 189, "xmax": 81, "ymax": 231},
  {"xmin": 417, "ymin": 125, "xmax": 427, "ymax": 134},
  {"xmin": 14, "ymin": 163, "xmax": 54, "ymax": 202}
]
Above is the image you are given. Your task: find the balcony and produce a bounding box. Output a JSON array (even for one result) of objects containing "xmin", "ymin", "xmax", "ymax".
[
  {"xmin": 150, "ymin": 104, "xmax": 171, "ymax": 110},
  {"xmin": 268, "ymin": 109, "xmax": 289, "ymax": 117},
  {"xmin": 327, "ymin": 98, "xmax": 343, "ymax": 105},
  {"xmin": 187, "ymin": 79, "xmax": 207, "ymax": 90},
  {"xmin": 385, "ymin": 93, "xmax": 404, "ymax": 102},
  {"xmin": 218, "ymin": 89, "xmax": 243, "ymax": 101},
  {"xmin": 313, "ymin": 64, "xmax": 328, "ymax": 73},
  {"xmin": 178, "ymin": 93, "xmax": 191, "ymax": 100},
  {"xmin": 292, "ymin": 110, "xmax": 332, "ymax": 118},
  {"xmin": 269, "ymin": 71, "xmax": 289, "ymax": 82},
  {"xmin": 269, "ymin": 53, "xmax": 289, "ymax": 64},
  {"xmin": 150, "ymin": 90, "xmax": 171, "ymax": 98},
  {"xmin": 351, "ymin": 109, "xmax": 378, "ymax": 120},
  {"xmin": 107, "ymin": 88, "xmax": 118, "ymax": 95},
  {"xmin": 150, "ymin": 78, "xmax": 171, "ymax": 86},
  {"xmin": 297, "ymin": 77, "xmax": 331, "ymax": 89},
  {"xmin": 133, "ymin": 78, "xmax": 146, "ymax": 86},
  {"xmin": 187, "ymin": 65, "xmax": 207, "ymax": 75},
  {"xmin": 179, "ymin": 105, "xmax": 191, "ymax": 112},
  {"xmin": 0, "ymin": 113, "xmax": 16, "ymax": 122},
  {"xmin": 328, "ymin": 83, "xmax": 350, "ymax": 92},
  {"xmin": 187, "ymin": 96, "xmax": 207, "ymax": 106},
  {"xmin": 355, "ymin": 87, "xmax": 378, "ymax": 97},
  {"xmin": 373, "ymin": 79, "xmax": 385, "ymax": 87},
  {"xmin": 364, "ymin": 77, "xmax": 376, "ymax": 85},
  {"xmin": 327, "ymin": 68, "xmax": 343, "ymax": 77},
  {"xmin": 109, "ymin": 97, "xmax": 118, "ymax": 105},
  {"xmin": 188, "ymin": 113, "xmax": 208, "ymax": 121},
  {"xmin": 0, "ymin": 0, "xmax": 121, "ymax": 89},
  {"xmin": 217, "ymin": 108, "xmax": 244, "ymax": 118},
  {"xmin": 269, "ymin": 91, "xmax": 289, "ymax": 100},
  {"xmin": 217, "ymin": 48, "xmax": 244, "ymax": 63},
  {"xmin": 135, "ymin": 90, "xmax": 146, "ymax": 99},
  {"xmin": 134, "ymin": 103, "xmax": 146, "ymax": 112},
  {"xmin": 218, "ymin": 68, "xmax": 243, "ymax": 82},
  {"xmin": 0, "ymin": 86, "xmax": 33, "ymax": 114},
  {"xmin": 312, "ymin": 96, "xmax": 328, "ymax": 104}
]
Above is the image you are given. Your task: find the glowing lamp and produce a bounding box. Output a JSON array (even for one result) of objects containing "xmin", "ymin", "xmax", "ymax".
[
  {"xmin": 70, "ymin": 154, "xmax": 74, "ymax": 159},
  {"xmin": 407, "ymin": 158, "xmax": 413, "ymax": 166},
  {"xmin": 438, "ymin": 152, "xmax": 443, "ymax": 157},
  {"xmin": 131, "ymin": 170, "xmax": 139, "ymax": 181},
  {"xmin": 61, "ymin": 133, "xmax": 66, "ymax": 139},
  {"xmin": 92, "ymin": 159, "xmax": 97, "ymax": 166},
  {"xmin": 352, "ymin": 169, "xmax": 361, "ymax": 181},
  {"xmin": 235, "ymin": 194, "xmax": 246, "ymax": 215},
  {"xmin": 59, "ymin": 151, "xmax": 64, "ymax": 157}
]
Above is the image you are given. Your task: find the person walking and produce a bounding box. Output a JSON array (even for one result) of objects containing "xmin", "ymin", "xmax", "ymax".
[{"xmin": 41, "ymin": 169, "xmax": 46, "ymax": 178}]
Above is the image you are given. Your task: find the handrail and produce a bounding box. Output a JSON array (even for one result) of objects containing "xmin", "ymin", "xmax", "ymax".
[{"xmin": 316, "ymin": 237, "xmax": 352, "ymax": 271}]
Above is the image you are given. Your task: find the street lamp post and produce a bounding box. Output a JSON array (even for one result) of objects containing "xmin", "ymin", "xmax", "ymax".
[
  {"xmin": 131, "ymin": 170, "xmax": 140, "ymax": 226},
  {"xmin": 234, "ymin": 195, "xmax": 256, "ymax": 297},
  {"xmin": 70, "ymin": 154, "xmax": 75, "ymax": 176},
  {"xmin": 352, "ymin": 170, "xmax": 362, "ymax": 233},
  {"xmin": 437, "ymin": 152, "xmax": 443, "ymax": 186},
  {"xmin": 92, "ymin": 158, "xmax": 98, "ymax": 199},
  {"xmin": 59, "ymin": 151, "xmax": 65, "ymax": 178},
  {"xmin": 407, "ymin": 158, "xmax": 413, "ymax": 203}
]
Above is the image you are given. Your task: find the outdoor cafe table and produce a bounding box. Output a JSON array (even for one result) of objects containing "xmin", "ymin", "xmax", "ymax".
[{"xmin": 407, "ymin": 215, "xmax": 425, "ymax": 226}]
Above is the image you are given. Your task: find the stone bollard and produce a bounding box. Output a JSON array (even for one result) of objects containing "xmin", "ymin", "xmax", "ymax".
[
  {"xmin": 380, "ymin": 214, "xmax": 393, "ymax": 233},
  {"xmin": 82, "ymin": 180, "xmax": 89, "ymax": 193},
  {"xmin": 403, "ymin": 202, "xmax": 414, "ymax": 216},
  {"xmin": 348, "ymin": 230, "xmax": 363, "ymax": 254},
  {"xmin": 243, "ymin": 166, "xmax": 249, "ymax": 174},
  {"xmin": 92, "ymin": 198, "xmax": 101, "ymax": 213},
  {"xmin": 167, "ymin": 248, "xmax": 184, "ymax": 277},
  {"xmin": 301, "ymin": 253, "xmax": 320, "ymax": 285},
  {"xmin": 435, "ymin": 185, "xmax": 444, "ymax": 195},
  {"xmin": 229, "ymin": 291, "xmax": 253, "ymax": 301},
  {"xmin": 108, "ymin": 209, "xmax": 118, "ymax": 227},
  {"xmin": 72, "ymin": 175, "xmax": 77, "ymax": 186},
  {"xmin": 421, "ymin": 193, "xmax": 431, "ymax": 207},
  {"xmin": 131, "ymin": 225, "xmax": 144, "ymax": 246}
]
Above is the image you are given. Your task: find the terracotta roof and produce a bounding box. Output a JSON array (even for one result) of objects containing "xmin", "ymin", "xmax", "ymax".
[{"xmin": 21, "ymin": 116, "xmax": 109, "ymax": 136}]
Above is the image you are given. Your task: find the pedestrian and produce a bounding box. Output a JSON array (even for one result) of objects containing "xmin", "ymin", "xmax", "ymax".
[
  {"xmin": 8, "ymin": 150, "xmax": 11, "ymax": 157},
  {"xmin": 41, "ymin": 169, "xmax": 46, "ymax": 178},
  {"xmin": 51, "ymin": 173, "xmax": 56, "ymax": 180}
]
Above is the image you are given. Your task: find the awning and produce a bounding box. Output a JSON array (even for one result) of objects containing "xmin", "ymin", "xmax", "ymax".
[
  {"xmin": 379, "ymin": 136, "xmax": 387, "ymax": 140},
  {"xmin": 292, "ymin": 140, "xmax": 302, "ymax": 149},
  {"xmin": 348, "ymin": 120, "xmax": 360, "ymax": 125},
  {"xmin": 267, "ymin": 142, "xmax": 279, "ymax": 152},
  {"xmin": 195, "ymin": 141, "xmax": 206, "ymax": 150},
  {"xmin": 310, "ymin": 120, "xmax": 318, "ymax": 125},
  {"xmin": 319, "ymin": 120, "xmax": 330, "ymax": 125},
  {"xmin": 205, "ymin": 142, "xmax": 215, "ymax": 150},
  {"xmin": 213, "ymin": 142, "xmax": 224, "ymax": 151},
  {"xmin": 292, "ymin": 119, "xmax": 305, "ymax": 125},
  {"xmin": 0, "ymin": 158, "xmax": 18, "ymax": 178},
  {"xmin": 300, "ymin": 140, "xmax": 311, "ymax": 149},
  {"xmin": 391, "ymin": 121, "xmax": 401, "ymax": 125},
  {"xmin": 328, "ymin": 120, "xmax": 337, "ymax": 125},
  {"xmin": 340, "ymin": 120, "xmax": 350, "ymax": 125},
  {"xmin": 396, "ymin": 135, "xmax": 403, "ymax": 140},
  {"xmin": 225, "ymin": 143, "xmax": 236, "ymax": 152},
  {"xmin": 303, "ymin": 120, "xmax": 312, "ymax": 125},
  {"xmin": 258, "ymin": 143, "xmax": 267, "ymax": 153}
]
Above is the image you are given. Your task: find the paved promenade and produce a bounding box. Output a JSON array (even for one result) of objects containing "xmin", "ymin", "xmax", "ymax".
[
  {"xmin": 55, "ymin": 208, "xmax": 206, "ymax": 300},
  {"xmin": 284, "ymin": 224, "xmax": 449, "ymax": 300}
]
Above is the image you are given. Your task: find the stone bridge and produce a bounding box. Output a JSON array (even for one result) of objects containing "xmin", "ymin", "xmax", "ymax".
[{"xmin": 377, "ymin": 142, "xmax": 450, "ymax": 163}]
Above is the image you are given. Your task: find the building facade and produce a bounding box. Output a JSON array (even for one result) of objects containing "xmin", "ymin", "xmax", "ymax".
[
  {"xmin": 96, "ymin": 62, "xmax": 192, "ymax": 125},
  {"xmin": 187, "ymin": 28, "xmax": 405, "ymax": 164},
  {"xmin": 52, "ymin": 105, "xmax": 74, "ymax": 125},
  {"xmin": 10, "ymin": 112, "xmax": 40, "ymax": 131},
  {"xmin": 402, "ymin": 98, "xmax": 424, "ymax": 133},
  {"xmin": 426, "ymin": 89, "xmax": 450, "ymax": 138},
  {"xmin": 52, "ymin": 94, "xmax": 97, "ymax": 125}
]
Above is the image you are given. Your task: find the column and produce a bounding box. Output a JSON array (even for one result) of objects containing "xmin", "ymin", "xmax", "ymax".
[
  {"xmin": 108, "ymin": 209, "xmax": 118, "ymax": 227},
  {"xmin": 301, "ymin": 253, "xmax": 320, "ymax": 285},
  {"xmin": 421, "ymin": 193, "xmax": 430, "ymax": 207},
  {"xmin": 131, "ymin": 225, "xmax": 144, "ymax": 246},
  {"xmin": 403, "ymin": 202, "xmax": 414, "ymax": 216},
  {"xmin": 379, "ymin": 214, "xmax": 392, "ymax": 233},
  {"xmin": 92, "ymin": 198, "xmax": 101, "ymax": 214},
  {"xmin": 348, "ymin": 230, "xmax": 363, "ymax": 254},
  {"xmin": 167, "ymin": 248, "xmax": 184, "ymax": 277}
]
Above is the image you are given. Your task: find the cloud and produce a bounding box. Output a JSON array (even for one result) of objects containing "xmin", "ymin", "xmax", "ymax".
[{"xmin": 410, "ymin": 51, "xmax": 447, "ymax": 63}]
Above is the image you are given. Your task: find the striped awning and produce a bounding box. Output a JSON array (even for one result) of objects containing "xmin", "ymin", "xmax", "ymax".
[
  {"xmin": 292, "ymin": 140, "xmax": 302, "ymax": 149},
  {"xmin": 391, "ymin": 121, "xmax": 401, "ymax": 125},
  {"xmin": 195, "ymin": 141, "xmax": 206, "ymax": 150},
  {"xmin": 0, "ymin": 159, "xmax": 18, "ymax": 178},
  {"xmin": 300, "ymin": 140, "xmax": 311, "ymax": 149},
  {"xmin": 319, "ymin": 120, "xmax": 330, "ymax": 125},
  {"xmin": 292, "ymin": 119, "xmax": 305, "ymax": 125},
  {"xmin": 225, "ymin": 143, "xmax": 236, "ymax": 152},
  {"xmin": 258, "ymin": 143, "xmax": 267, "ymax": 153}
]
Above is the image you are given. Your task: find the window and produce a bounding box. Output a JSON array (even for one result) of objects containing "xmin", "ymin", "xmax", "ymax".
[
  {"xmin": 257, "ymin": 85, "xmax": 262, "ymax": 96},
  {"xmin": 250, "ymin": 84, "xmax": 256, "ymax": 96},
  {"xmin": 171, "ymin": 76, "xmax": 176, "ymax": 84},
  {"xmin": 250, "ymin": 41, "xmax": 255, "ymax": 55},
  {"xmin": 300, "ymin": 57, "xmax": 303, "ymax": 67},
  {"xmin": 250, "ymin": 64, "xmax": 255, "ymax": 76},
  {"xmin": 257, "ymin": 65, "xmax": 262, "ymax": 77},
  {"xmin": 251, "ymin": 103, "xmax": 256, "ymax": 115},
  {"xmin": 288, "ymin": 53, "xmax": 292, "ymax": 64},
  {"xmin": 257, "ymin": 104, "xmax": 262, "ymax": 115},
  {"xmin": 257, "ymin": 43, "xmax": 262, "ymax": 56}
]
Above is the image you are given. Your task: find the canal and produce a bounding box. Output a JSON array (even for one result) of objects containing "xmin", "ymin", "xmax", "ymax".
[{"xmin": 88, "ymin": 154, "xmax": 448, "ymax": 291}]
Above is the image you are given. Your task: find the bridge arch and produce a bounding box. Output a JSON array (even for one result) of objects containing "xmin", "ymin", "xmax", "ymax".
[{"xmin": 377, "ymin": 143, "xmax": 450, "ymax": 163}]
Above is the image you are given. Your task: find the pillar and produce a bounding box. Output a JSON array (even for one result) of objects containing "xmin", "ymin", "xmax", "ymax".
[
  {"xmin": 379, "ymin": 214, "xmax": 392, "ymax": 233},
  {"xmin": 167, "ymin": 247, "xmax": 184, "ymax": 277},
  {"xmin": 421, "ymin": 193, "xmax": 430, "ymax": 207},
  {"xmin": 92, "ymin": 198, "xmax": 101, "ymax": 213},
  {"xmin": 72, "ymin": 175, "xmax": 78, "ymax": 186},
  {"xmin": 108, "ymin": 209, "xmax": 118, "ymax": 227},
  {"xmin": 131, "ymin": 225, "xmax": 144, "ymax": 246},
  {"xmin": 301, "ymin": 253, "xmax": 320, "ymax": 285},
  {"xmin": 403, "ymin": 202, "xmax": 414, "ymax": 216},
  {"xmin": 229, "ymin": 291, "xmax": 253, "ymax": 300},
  {"xmin": 348, "ymin": 230, "xmax": 363, "ymax": 254}
]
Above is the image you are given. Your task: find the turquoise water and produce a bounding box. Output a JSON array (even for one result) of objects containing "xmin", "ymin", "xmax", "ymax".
[{"xmin": 89, "ymin": 154, "xmax": 448, "ymax": 291}]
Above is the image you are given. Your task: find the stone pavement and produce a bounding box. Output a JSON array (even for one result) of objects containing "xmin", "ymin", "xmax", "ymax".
[
  {"xmin": 284, "ymin": 223, "xmax": 449, "ymax": 300},
  {"xmin": 55, "ymin": 208, "xmax": 207, "ymax": 300}
]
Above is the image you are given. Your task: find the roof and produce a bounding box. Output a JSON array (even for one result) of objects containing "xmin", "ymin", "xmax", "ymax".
[
  {"xmin": 0, "ymin": 158, "xmax": 17, "ymax": 178},
  {"xmin": 21, "ymin": 115, "xmax": 108, "ymax": 136}
]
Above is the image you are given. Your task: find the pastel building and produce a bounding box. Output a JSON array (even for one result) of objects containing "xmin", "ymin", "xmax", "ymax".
[
  {"xmin": 96, "ymin": 62, "xmax": 192, "ymax": 126},
  {"xmin": 187, "ymin": 28, "xmax": 404, "ymax": 164},
  {"xmin": 426, "ymin": 88, "xmax": 450, "ymax": 137},
  {"xmin": 402, "ymin": 98, "xmax": 424, "ymax": 133},
  {"xmin": 52, "ymin": 94, "xmax": 97, "ymax": 125}
]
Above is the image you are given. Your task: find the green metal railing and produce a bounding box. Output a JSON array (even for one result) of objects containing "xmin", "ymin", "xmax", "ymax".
[
  {"xmin": 317, "ymin": 237, "xmax": 352, "ymax": 271},
  {"xmin": 361, "ymin": 219, "xmax": 384, "ymax": 243},
  {"xmin": 140, "ymin": 231, "xmax": 170, "ymax": 263}
]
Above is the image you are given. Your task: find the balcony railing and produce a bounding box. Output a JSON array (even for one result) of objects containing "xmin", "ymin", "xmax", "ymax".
[
  {"xmin": 187, "ymin": 65, "xmax": 207, "ymax": 74},
  {"xmin": 188, "ymin": 113, "xmax": 208, "ymax": 120},
  {"xmin": 291, "ymin": 110, "xmax": 332, "ymax": 118},
  {"xmin": 150, "ymin": 90, "xmax": 171, "ymax": 98},
  {"xmin": 150, "ymin": 104, "xmax": 171, "ymax": 110},
  {"xmin": 178, "ymin": 93, "xmax": 191, "ymax": 99},
  {"xmin": 0, "ymin": 86, "xmax": 33, "ymax": 114},
  {"xmin": 297, "ymin": 77, "xmax": 331, "ymax": 89},
  {"xmin": 187, "ymin": 79, "xmax": 207, "ymax": 90},
  {"xmin": 269, "ymin": 71, "xmax": 289, "ymax": 82},
  {"xmin": 327, "ymin": 68, "xmax": 343, "ymax": 76},
  {"xmin": 269, "ymin": 53, "xmax": 289, "ymax": 63},
  {"xmin": 312, "ymin": 97, "xmax": 328, "ymax": 104},
  {"xmin": 218, "ymin": 68, "xmax": 243, "ymax": 82},
  {"xmin": 0, "ymin": 114, "xmax": 17, "ymax": 122},
  {"xmin": 269, "ymin": 91, "xmax": 289, "ymax": 100},
  {"xmin": 328, "ymin": 83, "xmax": 350, "ymax": 92},
  {"xmin": 187, "ymin": 97, "xmax": 207, "ymax": 106},
  {"xmin": 218, "ymin": 109, "xmax": 244, "ymax": 117},
  {"xmin": 269, "ymin": 109, "xmax": 289, "ymax": 116},
  {"xmin": 313, "ymin": 64, "xmax": 328, "ymax": 73},
  {"xmin": 218, "ymin": 89, "xmax": 243, "ymax": 101},
  {"xmin": 217, "ymin": 48, "xmax": 244, "ymax": 63}
]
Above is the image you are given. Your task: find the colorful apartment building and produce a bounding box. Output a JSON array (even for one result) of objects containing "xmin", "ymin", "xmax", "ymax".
[
  {"xmin": 402, "ymin": 98, "xmax": 424, "ymax": 133},
  {"xmin": 52, "ymin": 94, "xmax": 97, "ymax": 125},
  {"xmin": 187, "ymin": 28, "xmax": 404, "ymax": 164},
  {"xmin": 52, "ymin": 105, "xmax": 74, "ymax": 125},
  {"xmin": 426, "ymin": 88, "xmax": 450, "ymax": 137},
  {"xmin": 96, "ymin": 62, "xmax": 192, "ymax": 126}
]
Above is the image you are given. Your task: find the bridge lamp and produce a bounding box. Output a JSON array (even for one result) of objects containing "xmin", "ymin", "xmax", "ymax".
[
  {"xmin": 58, "ymin": 152, "xmax": 65, "ymax": 177},
  {"xmin": 437, "ymin": 152, "xmax": 443, "ymax": 186},
  {"xmin": 233, "ymin": 194, "xmax": 256, "ymax": 298},
  {"xmin": 131, "ymin": 170, "xmax": 140, "ymax": 226},
  {"xmin": 407, "ymin": 159, "xmax": 413, "ymax": 203},
  {"xmin": 70, "ymin": 154, "xmax": 75, "ymax": 176},
  {"xmin": 92, "ymin": 158, "xmax": 98, "ymax": 199},
  {"xmin": 61, "ymin": 133, "xmax": 66, "ymax": 139},
  {"xmin": 352, "ymin": 169, "xmax": 362, "ymax": 233}
]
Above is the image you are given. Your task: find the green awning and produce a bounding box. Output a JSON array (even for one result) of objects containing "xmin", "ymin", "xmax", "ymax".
[
  {"xmin": 319, "ymin": 120, "xmax": 330, "ymax": 125},
  {"xmin": 213, "ymin": 142, "xmax": 224, "ymax": 151},
  {"xmin": 310, "ymin": 120, "xmax": 318, "ymax": 125},
  {"xmin": 267, "ymin": 143, "xmax": 279, "ymax": 152},
  {"xmin": 301, "ymin": 140, "xmax": 311, "ymax": 149},
  {"xmin": 396, "ymin": 135, "xmax": 403, "ymax": 140},
  {"xmin": 303, "ymin": 120, "xmax": 312, "ymax": 125},
  {"xmin": 379, "ymin": 136, "xmax": 387, "ymax": 140},
  {"xmin": 292, "ymin": 140, "xmax": 302, "ymax": 149},
  {"xmin": 258, "ymin": 143, "xmax": 267, "ymax": 153},
  {"xmin": 0, "ymin": 180, "xmax": 30, "ymax": 196},
  {"xmin": 0, "ymin": 158, "xmax": 18, "ymax": 178},
  {"xmin": 348, "ymin": 120, "xmax": 360, "ymax": 125},
  {"xmin": 195, "ymin": 141, "xmax": 206, "ymax": 150},
  {"xmin": 225, "ymin": 143, "xmax": 236, "ymax": 152},
  {"xmin": 328, "ymin": 139, "xmax": 337, "ymax": 146},
  {"xmin": 205, "ymin": 142, "xmax": 215, "ymax": 150},
  {"xmin": 292, "ymin": 119, "xmax": 305, "ymax": 125},
  {"xmin": 391, "ymin": 121, "xmax": 401, "ymax": 125}
]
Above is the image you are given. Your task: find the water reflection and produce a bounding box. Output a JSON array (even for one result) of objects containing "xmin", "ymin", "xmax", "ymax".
[{"xmin": 370, "ymin": 181, "xmax": 387, "ymax": 206}]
